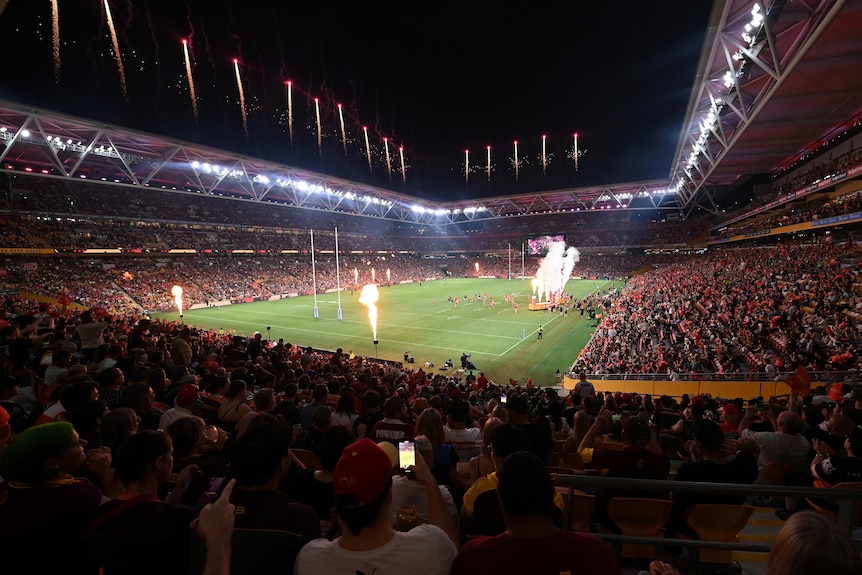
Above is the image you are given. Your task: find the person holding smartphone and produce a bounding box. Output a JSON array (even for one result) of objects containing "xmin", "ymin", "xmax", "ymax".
[
  {"xmin": 388, "ymin": 436, "xmax": 459, "ymax": 530},
  {"xmin": 295, "ymin": 438, "xmax": 458, "ymax": 575}
]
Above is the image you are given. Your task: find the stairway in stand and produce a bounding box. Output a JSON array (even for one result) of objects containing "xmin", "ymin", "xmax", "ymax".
[{"xmin": 733, "ymin": 504, "xmax": 782, "ymax": 575}]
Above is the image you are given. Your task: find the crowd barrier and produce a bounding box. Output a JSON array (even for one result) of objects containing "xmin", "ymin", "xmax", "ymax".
[
  {"xmin": 555, "ymin": 474, "xmax": 862, "ymax": 552},
  {"xmin": 562, "ymin": 373, "xmax": 850, "ymax": 400}
]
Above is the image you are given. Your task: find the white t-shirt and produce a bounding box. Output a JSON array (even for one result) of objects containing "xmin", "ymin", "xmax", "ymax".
[
  {"xmin": 294, "ymin": 523, "xmax": 456, "ymax": 575},
  {"xmin": 331, "ymin": 411, "xmax": 359, "ymax": 428},
  {"xmin": 159, "ymin": 406, "xmax": 194, "ymax": 431},
  {"xmin": 388, "ymin": 475, "xmax": 459, "ymax": 529},
  {"xmin": 75, "ymin": 321, "xmax": 109, "ymax": 350}
]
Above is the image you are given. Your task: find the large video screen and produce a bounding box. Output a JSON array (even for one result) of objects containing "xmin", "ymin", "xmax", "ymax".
[{"xmin": 527, "ymin": 234, "xmax": 565, "ymax": 255}]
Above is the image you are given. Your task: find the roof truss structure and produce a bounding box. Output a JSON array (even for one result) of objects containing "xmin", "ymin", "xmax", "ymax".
[
  {"xmin": 2, "ymin": 1, "xmax": 860, "ymax": 227},
  {"xmin": 0, "ymin": 100, "xmax": 676, "ymax": 225},
  {"xmin": 671, "ymin": 0, "xmax": 862, "ymax": 216}
]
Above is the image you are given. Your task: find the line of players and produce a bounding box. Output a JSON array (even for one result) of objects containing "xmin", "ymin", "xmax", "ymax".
[{"xmin": 432, "ymin": 291, "xmax": 604, "ymax": 319}]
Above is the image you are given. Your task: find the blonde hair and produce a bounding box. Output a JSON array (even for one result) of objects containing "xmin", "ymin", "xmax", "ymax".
[
  {"xmin": 767, "ymin": 511, "xmax": 862, "ymax": 575},
  {"xmin": 415, "ymin": 407, "xmax": 445, "ymax": 447},
  {"xmin": 480, "ymin": 417, "xmax": 504, "ymax": 456}
]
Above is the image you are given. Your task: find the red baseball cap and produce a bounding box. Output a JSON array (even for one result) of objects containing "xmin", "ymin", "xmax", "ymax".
[
  {"xmin": 334, "ymin": 438, "xmax": 393, "ymax": 505},
  {"xmin": 176, "ymin": 384, "xmax": 199, "ymax": 406},
  {"xmin": 722, "ymin": 403, "xmax": 741, "ymax": 417}
]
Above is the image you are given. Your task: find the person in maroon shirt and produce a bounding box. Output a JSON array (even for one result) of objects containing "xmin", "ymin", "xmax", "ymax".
[
  {"xmin": 588, "ymin": 413, "xmax": 671, "ymax": 530},
  {"xmin": 475, "ymin": 372, "xmax": 489, "ymax": 390},
  {"xmin": 369, "ymin": 396, "xmax": 414, "ymax": 447}
]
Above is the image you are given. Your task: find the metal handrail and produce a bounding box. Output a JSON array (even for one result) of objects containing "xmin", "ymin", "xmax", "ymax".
[
  {"xmin": 552, "ymin": 474, "xmax": 862, "ymax": 554},
  {"xmin": 584, "ymin": 370, "xmax": 853, "ymax": 384}
]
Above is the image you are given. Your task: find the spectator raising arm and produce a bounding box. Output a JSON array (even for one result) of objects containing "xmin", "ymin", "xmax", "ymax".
[
  {"xmin": 411, "ymin": 444, "xmax": 460, "ymax": 549},
  {"xmin": 192, "ymin": 479, "xmax": 237, "ymax": 575}
]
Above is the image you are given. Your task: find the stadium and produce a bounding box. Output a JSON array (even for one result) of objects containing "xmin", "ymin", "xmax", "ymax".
[{"xmin": 2, "ymin": 2, "xmax": 862, "ymax": 575}]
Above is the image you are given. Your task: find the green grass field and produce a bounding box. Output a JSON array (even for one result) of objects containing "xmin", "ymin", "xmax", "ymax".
[{"xmin": 154, "ymin": 278, "xmax": 624, "ymax": 386}]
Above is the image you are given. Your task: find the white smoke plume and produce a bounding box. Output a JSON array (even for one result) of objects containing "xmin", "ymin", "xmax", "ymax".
[{"xmin": 532, "ymin": 241, "xmax": 580, "ymax": 302}]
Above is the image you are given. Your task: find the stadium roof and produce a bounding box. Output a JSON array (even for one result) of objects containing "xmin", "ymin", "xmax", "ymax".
[
  {"xmin": 0, "ymin": 99, "xmax": 678, "ymax": 225},
  {"xmin": 671, "ymin": 0, "xmax": 862, "ymax": 215},
  {"xmin": 1, "ymin": 1, "xmax": 861, "ymax": 226}
]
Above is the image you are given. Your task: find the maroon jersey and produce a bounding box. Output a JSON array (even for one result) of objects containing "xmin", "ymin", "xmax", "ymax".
[{"xmin": 370, "ymin": 418, "xmax": 414, "ymax": 446}]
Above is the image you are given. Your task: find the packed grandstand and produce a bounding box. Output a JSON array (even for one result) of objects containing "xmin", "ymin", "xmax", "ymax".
[
  {"xmin": 3, "ymin": 143, "xmax": 862, "ymax": 387},
  {"xmin": 2, "ymin": 3, "xmax": 862, "ymax": 575}
]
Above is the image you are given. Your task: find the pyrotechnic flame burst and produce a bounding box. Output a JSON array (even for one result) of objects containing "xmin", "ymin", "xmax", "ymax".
[
  {"xmin": 171, "ymin": 285, "xmax": 184, "ymax": 315},
  {"xmin": 358, "ymin": 284, "xmax": 379, "ymax": 340}
]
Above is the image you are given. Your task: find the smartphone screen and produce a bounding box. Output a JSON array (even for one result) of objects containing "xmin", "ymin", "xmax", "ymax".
[
  {"xmin": 204, "ymin": 477, "xmax": 226, "ymax": 497},
  {"xmin": 500, "ymin": 394, "xmax": 507, "ymax": 405},
  {"xmin": 398, "ymin": 440, "xmax": 415, "ymax": 470}
]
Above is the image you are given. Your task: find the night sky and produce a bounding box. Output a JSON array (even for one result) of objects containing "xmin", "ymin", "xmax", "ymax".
[{"xmin": 0, "ymin": 1, "xmax": 713, "ymax": 202}]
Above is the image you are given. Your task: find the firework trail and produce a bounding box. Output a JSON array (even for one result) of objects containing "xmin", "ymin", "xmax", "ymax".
[
  {"xmin": 363, "ymin": 126, "xmax": 372, "ymax": 172},
  {"xmin": 103, "ymin": 0, "xmax": 128, "ymax": 101},
  {"xmin": 337, "ymin": 103, "xmax": 347, "ymax": 155},
  {"xmin": 182, "ymin": 39, "xmax": 198, "ymax": 121},
  {"xmin": 285, "ymin": 81, "xmax": 293, "ymax": 145},
  {"xmin": 314, "ymin": 97, "xmax": 322, "ymax": 156},
  {"xmin": 233, "ymin": 58, "xmax": 248, "ymax": 137},
  {"xmin": 384, "ymin": 138, "xmax": 391, "ymax": 180},
  {"xmin": 51, "ymin": 0, "xmax": 60, "ymax": 81}
]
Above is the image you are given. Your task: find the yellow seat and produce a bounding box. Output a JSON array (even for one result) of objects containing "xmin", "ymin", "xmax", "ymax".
[
  {"xmin": 680, "ymin": 503, "xmax": 755, "ymax": 564},
  {"xmin": 758, "ymin": 461, "xmax": 809, "ymax": 484},
  {"xmin": 758, "ymin": 461, "xmax": 809, "ymax": 504},
  {"xmin": 557, "ymin": 488, "xmax": 596, "ymax": 532},
  {"xmin": 805, "ymin": 482, "xmax": 862, "ymax": 527},
  {"xmin": 605, "ymin": 497, "xmax": 673, "ymax": 559}
]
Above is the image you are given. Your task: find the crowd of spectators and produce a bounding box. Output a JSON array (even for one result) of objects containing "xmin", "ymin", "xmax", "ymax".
[
  {"xmin": 2, "ymin": 188, "xmax": 862, "ymax": 574},
  {"xmin": 3, "ymin": 173, "xmax": 712, "ymax": 254},
  {"xmin": 572, "ymin": 238, "xmax": 862, "ymax": 383},
  {"xmin": 4, "ymin": 230, "xmax": 862, "ymax": 389},
  {"xmin": 716, "ymin": 140, "xmax": 862, "ymax": 227},
  {"xmin": 2, "ymin": 249, "xmax": 671, "ymax": 314},
  {"xmin": 3, "ymin": 123, "xmax": 862, "ymax": 573},
  {"xmin": 1, "ymin": 299, "xmax": 861, "ymax": 573},
  {"xmin": 713, "ymin": 190, "xmax": 862, "ymax": 240}
]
